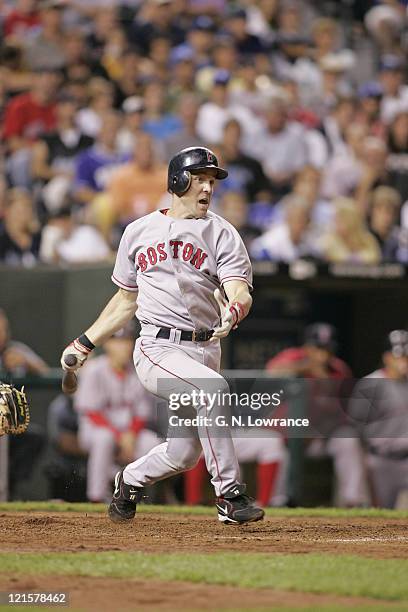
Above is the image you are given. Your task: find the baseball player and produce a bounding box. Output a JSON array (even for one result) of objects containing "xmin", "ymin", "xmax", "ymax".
[
  {"xmin": 61, "ymin": 146, "xmax": 264, "ymax": 525},
  {"xmin": 73, "ymin": 323, "xmax": 161, "ymax": 502},
  {"xmin": 349, "ymin": 330, "xmax": 408, "ymax": 508}
]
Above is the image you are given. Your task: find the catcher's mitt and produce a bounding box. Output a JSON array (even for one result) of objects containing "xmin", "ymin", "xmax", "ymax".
[{"xmin": 0, "ymin": 383, "xmax": 30, "ymax": 436}]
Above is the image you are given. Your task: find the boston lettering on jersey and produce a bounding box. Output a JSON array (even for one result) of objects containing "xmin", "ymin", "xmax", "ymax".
[{"xmin": 137, "ymin": 240, "xmax": 208, "ymax": 272}]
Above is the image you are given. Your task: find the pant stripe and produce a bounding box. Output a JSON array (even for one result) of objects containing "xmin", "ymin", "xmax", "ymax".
[{"xmin": 139, "ymin": 342, "xmax": 224, "ymax": 492}]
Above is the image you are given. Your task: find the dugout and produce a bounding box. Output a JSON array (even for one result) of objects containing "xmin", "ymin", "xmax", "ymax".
[{"xmin": 1, "ymin": 262, "xmax": 407, "ymax": 503}]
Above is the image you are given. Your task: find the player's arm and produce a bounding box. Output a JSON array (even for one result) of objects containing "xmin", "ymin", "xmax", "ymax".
[
  {"xmin": 61, "ymin": 288, "xmax": 138, "ymax": 370},
  {"xmin": 211, "ymin": 280, "xmax": 252, "ymax": 341}
]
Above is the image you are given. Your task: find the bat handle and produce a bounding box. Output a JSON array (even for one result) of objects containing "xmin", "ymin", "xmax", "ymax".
[{"xmin": 62, "ymin": 354, "xmax": 78, "ymax": 395}]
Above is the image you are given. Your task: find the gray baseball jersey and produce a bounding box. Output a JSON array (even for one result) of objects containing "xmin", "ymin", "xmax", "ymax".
[
  {"xmin": 74, "ymin": 355, "xmax": 153, "ymax": 431},
  {"xmin": 111, "ymin": 209, "xmax": 252, "ymax": 331}
]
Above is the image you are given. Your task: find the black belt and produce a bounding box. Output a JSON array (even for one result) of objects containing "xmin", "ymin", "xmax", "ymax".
[{"xmin": 157, "ymin": 327, "xmax": 214, "ymax": 342}]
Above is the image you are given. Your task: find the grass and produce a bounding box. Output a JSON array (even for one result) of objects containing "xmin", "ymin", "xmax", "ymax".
[
  {"xmin": 1, "ymin": 552, "xmax": 408, "ymax": 602},
  {"xmin": 1, "ymin": 501, "xmax": 408, "ymax": 519}
]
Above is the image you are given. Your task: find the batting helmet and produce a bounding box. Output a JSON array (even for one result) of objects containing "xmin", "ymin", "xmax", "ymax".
[{"xmin": 167, "ymin": 146, "xmax": 228, "ymax": 196}]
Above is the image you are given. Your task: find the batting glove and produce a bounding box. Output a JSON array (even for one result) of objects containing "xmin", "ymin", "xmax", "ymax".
[
  {"xmin": 60, "ymin": 337, "xmax": 93, "ymax": 371},
  {"xmin": 211, "ymin": 289, "xmax": 246, "ymax": 341}
]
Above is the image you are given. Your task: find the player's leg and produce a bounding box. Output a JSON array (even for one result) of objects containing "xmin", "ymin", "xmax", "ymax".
[
  {"xmin": 109, "ymin": 339, "xmax": 264, "ymax": 523},
  {"xmin": 233, "ymin": 429, "xmax": 285, "ymax": 506},
  {"xmin": 327, "ymin": 427, "xmax": 370, "ymax": 507},
  {"xmin": 78, "ymin": 418, "xmax": 116, "ymax": 502},
  {"xmin": 131, "ymin": 338, "xmax": 241, "ymax": 496}
]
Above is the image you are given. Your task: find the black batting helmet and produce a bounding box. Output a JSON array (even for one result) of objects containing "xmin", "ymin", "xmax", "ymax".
[{"xmin": 167, "ymin": 146, "xmax": 228, "ymax": 196}]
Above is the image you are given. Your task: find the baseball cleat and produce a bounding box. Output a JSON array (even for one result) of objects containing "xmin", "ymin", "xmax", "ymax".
[
  {"xmin": 215, "ymin": 484, "xmax": 265, "ymax": 525},
  {"xmin": 108, "ymin": 469, "xmax": 143, "ymax": 523}
]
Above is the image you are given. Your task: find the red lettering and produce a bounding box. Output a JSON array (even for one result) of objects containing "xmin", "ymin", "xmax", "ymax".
[
  {"xmin": 182, "ymin": 243, "xmax": 194, "ymax": 261},
  {"xmin": 170, "ymin": 240, "xmax": 183, "ymax": 258},
  {"xmin": 157, "ymin": 242, "xmax": 167, "ymax": 261},
  {"xmin": 190, "ymin": 248, "xmax": 208, "ymax": 270},
  {"xmin": 137, "ymin": 252, "xmax": 147, "ymax": 272},
  {"xmin": 147, "ymin": 246, "xmax": 157, "ymax": 265}
]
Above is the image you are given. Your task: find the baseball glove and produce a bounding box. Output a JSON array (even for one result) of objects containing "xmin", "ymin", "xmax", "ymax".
[{"xmin": 0, "ymin": 383, "xmax": 30, "ymax": 436}]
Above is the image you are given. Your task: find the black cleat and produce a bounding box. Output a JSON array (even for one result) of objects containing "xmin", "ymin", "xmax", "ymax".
[
  {"xmin": 108, "ymin": 469, "xmax": 143, "ymax": 523},
  {"xmin": 215, "ymin": 484, "xmax": 265, "ymax": 525}
]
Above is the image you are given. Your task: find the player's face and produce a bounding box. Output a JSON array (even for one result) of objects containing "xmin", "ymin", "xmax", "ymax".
[
  {"xmin": 104, "ymin": 338, "xmax": 134, "ymax": 369},
  {"xmin": 183, "ymin": 171, "xmax": 216, "ymax": 218},
  {"xmin": 384, "ymin": 352, "xmax": 408, "ymax": 379}
]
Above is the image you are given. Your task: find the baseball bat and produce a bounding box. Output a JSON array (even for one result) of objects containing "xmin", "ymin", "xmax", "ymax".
[{"xmin": 62, "ymin": 354, "xmax": 78, "ymax": 395}]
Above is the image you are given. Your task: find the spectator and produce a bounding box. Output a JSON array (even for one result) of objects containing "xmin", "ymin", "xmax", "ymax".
[
  {"xmin": 320, "ymin": 123, "xmax": 369, "ymax": 200},
  {"xmin": 76, "ymin": 77, "xmax": 115, "ymax": 138},
  {"xmin": 181, "ymin": 15, "xmax": 216, "ymax": 67},
  {"xmin": 85, "ymin": 6, "xmax": 118, "ymax": 62},
  {"xmin": 3, "ymin": 0, "xmax": 40, "ymax": 40},
  {"xmin": 270, "ymin": 166, "xmax": 332, "ymax": 231},
  {"xmin": 223, "ymin": 6, "xmax": 267, "ymax": 57},
  {"xmin": 141, "ymin": 80, "xmax": 182, "ymax": 141},
  {"xmin": 247, "ymin": 96, "xmax": 308, "ymax": 198},
  {"xmin": 266, "ymin": 323, "xmax": 369, "ymax": 507},
  {"xmin": 112, "ymin": 49, "xmax": 141, "ymax": 109},
  {"xmin": 356, "ymin": 81, "xmax": 385, "ymax": 139},
  {"xmin": 230, "ymin": 59, "xmax": 275, "ymax": 115},
  {"xmin": 39, "ymin": 206, "xmax": 111, "ymax": 264},
  {"xmin": 23, "ymin": 0, "xmax": 66, "ymax": 71},
  {"xmin": 216, "ymin": 119, "xmax": 272, "ymax": 202},
  {"xmin": 354, "ymin": 137, "xmax": 391, "ymax": 214},
  {"xmin": 386, "ymin": 106, "xmax": 408, "ymax": 202},
  {"xmin": 74, "ymin": 323, "xmax": 162, "ymax": 502},
  {"xmin": 368, "ymin": 186, "xmax": 402, "ymax": 262},
  {"xmin": 349, "ymin": 330, "xmax": 408, "ymax": 508},
  {"xmin": 313, "ymin": 53, "xmax": 355, "ymax": 118},
  {"xmin": 0, "ymin": 307, "xmax": 48, "ymax": 375},
  {"xmin": 196, "ymin": 69, "xmax": 259, "ymax": 146},
  {"xmin": 379, "ymin": 55, "xmax": 408, "ymax": 125},
  {"xmin": 0, "ymin": 189, "xmax": 42, "ymax": 267},
  {"xmin": 45, "ymin": 394, "xmax": 88, "ymax": 502},
  {"xmin": 250, "ymin": 195, "xmax": 313, "ymax": 262},
  {"xmin": 3, "ymin": 68, "xmax": 59, "ymax": 188},
  {"xmin": 318, "ymin": 197, "xmax": 381, "ymax": 264},
  {"xmin": 167, "ymin": 48, "xmax": 196, "ymax": 110},
  {"xmin": 318, "ymin": 96, "xmax": 356, "ymax": 157},
  {"xmin": 62, "ymin": 30, "xmax": 107, "ymax": 85},
  {"xmin": 148, "ymin": 36, "xmax": 172, "ymax": 81},
  {"xmin": 73, "ymin": 110, "xmax": 127, "ymax": 206},
  {"xmin": 0, "ymin": 44, "xmax": 34, "ymax": 99},
  {"xmin": 129, "ymin": 0, "xmax": 185, "ymax": 56},
  {"xmin": 217, "ymin": 191, "xmax": 261, "ymax": 251},
  {"xmin": 102, "ymin": 132, "xmax": 167, "ymax": 235},
  {"xmin": 116, "ymin": 96, "xmax": 146, "ymax": 156},
  {"xmin": 31, "ymin": 93, "xmax": 93, "ymax": 213},
  {"xmin": 164, "ymin": 94, "xmax": 203, "ymax": 160}
]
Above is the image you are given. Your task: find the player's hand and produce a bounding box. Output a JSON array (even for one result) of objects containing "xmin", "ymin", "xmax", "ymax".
[
  {"xmin": 60, "ymin": 339, "xmax": 92, "ymax": 371},
  {"xmin": 210, "ymin": 289, "xmax": 240, "ymax": 341},
  {"xmin": 3, "ymin": 348, "xmax": 28, "ymax": 371}
]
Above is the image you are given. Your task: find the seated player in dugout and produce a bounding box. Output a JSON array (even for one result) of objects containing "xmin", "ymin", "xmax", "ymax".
[
  {"xmin": 0, "ymin": 308, "xmax": 48, "ymax": 500},
  {"xmin": 61, "ymin": 146, "xmax": 265, "ymax": 525},
  {"xmin": 73, "ymin": 321, "xmax": 162, "ymax": 503},
  {"xmin": 266, "ymin": 323, "xmax": 370, "ymax": 507}
]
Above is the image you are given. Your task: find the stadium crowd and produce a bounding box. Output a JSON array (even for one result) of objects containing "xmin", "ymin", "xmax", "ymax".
[{"xmin": 0, "ymin": 0, "xmax": 407, "ymax": 266}]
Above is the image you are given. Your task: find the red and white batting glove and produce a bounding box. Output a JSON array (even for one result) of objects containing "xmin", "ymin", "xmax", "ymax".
[
  {"xmin": 60, "ymin": 337, "xmax": 93, "ymax": 371},
  {"xmin": 210, "ymin": 289, "xmax": 247, "ymax": 341}
]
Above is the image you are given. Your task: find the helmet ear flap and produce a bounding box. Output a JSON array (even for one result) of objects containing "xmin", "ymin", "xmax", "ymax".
[{"xmin": 172, "ymin": 170, "xmax": 191, "ymax": 196}]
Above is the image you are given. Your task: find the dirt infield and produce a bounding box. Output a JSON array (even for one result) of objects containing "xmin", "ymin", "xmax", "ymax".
[
  {"xmin": 0, "ymin": 511, "xmax": 406, "ymax": 558},
  {"xmin": 1, "ymin": 511, "xmax": 407, "ymax": 610},
  {"xmin": 0, "ymin": 575, "xmax": 405, "ymax": 611}
]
